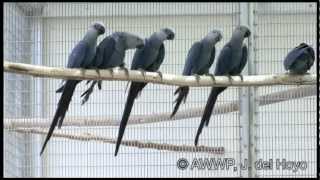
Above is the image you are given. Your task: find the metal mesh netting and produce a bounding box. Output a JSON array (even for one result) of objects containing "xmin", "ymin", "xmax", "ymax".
[{"xmin": 3, "ymin": 2, "xmax": 317, "ymax": 178}]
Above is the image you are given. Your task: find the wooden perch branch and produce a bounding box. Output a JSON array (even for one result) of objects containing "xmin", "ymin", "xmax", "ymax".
[
  {"xmin": 11, "ymin": 128, "xmax": 225, "ymax": 154},
  {"xmin": 4, "ymin": 86, "xmax": 315, "ymax": 129},
  {"xmin": 4, "ymin": 61, "xmax": 316, "ymax": 87}
]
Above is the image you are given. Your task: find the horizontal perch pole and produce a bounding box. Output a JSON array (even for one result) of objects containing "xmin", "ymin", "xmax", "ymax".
[
  {"xmin": 4, "ymin": 60, "xmax": 316, "ymax": 87},
  {"xmin": 11, "ymin": 128, "xmax": 224, "ymax": 155},
  {"xmin": 4, "ymin": 86, "xmax": 315, "ymax": 129}
]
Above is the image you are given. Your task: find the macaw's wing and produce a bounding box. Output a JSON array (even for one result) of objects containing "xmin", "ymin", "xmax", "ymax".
[
  {"xmin": 214, "ymin": 44, "xmax": 233, "ymax": 75},
  {"xmin": 147, "ymin": 43, "xmax": 165, "ymax": 71},
  {"xmin": 67, "ymin": 41, "xmax": 90, "ymax": 68},
  {"xmin": 183, "ymin": 42, "xmax": 201, "ymax": 75},
  {"xmin": 97, "ymin": 36, "xmax": 116, "ymax": 68}
]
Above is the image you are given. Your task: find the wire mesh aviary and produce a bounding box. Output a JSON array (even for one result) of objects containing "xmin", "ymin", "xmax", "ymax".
[{"xmin": 3, "ymin": 2, "xmax": 317, "ymax": 178}]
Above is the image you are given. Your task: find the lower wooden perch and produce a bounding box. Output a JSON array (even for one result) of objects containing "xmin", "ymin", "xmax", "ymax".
[
  {"xmin": 11, "ymin": 128, "xmax": 225, "ymax": 154},
  {"xmin": 4, "ymin": 86, "xmax": 316, "ymax": 128}
]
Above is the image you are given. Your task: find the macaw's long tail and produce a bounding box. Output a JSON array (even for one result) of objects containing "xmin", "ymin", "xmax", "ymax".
[
  {"xmin": 56, "ymin": 84, "xmax": 65, "ymax": 93},
  {"xmin": 194, "ymin": 87, "xmax": 226, "ymax": 146},
  {"xmin": 40, "ymin": 80, "xmax": 78, "ymax": 155},
  {"xmin": 80, "ymin": 81, "xmax": 97, "ymax": 105},
  {"xmin": 115, "ymin": 82, "xmax": 147, "ymax": 156},
  {"xmin": 170, "ymin": 86, "xmax": 189, "ymax": 118}
]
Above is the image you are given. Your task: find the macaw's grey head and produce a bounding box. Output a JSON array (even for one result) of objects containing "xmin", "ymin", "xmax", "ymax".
[
  {"xmin": 296, "ymin": 42, "xmax": 310, "ymax": 50},
  {"xmin": 90, "ymin": 22, "xmax": 106, "ymax": 35},
  {"xmin": 234, "ymin": 25, "xmax": 251, "ymax": 38},
  {"xmin": 205, "ymin": 30, "xmax": 223, "ymax": 43},
  {"xmin": 306, "ymin": 46, "xmax": 315, "ymax": 57},
  {"xmin": 162, "ymin": 28, "xmax": 175, "ymax": 40},
  {"xmin": 156, "ymin": 28, "xmax": 175, "ymax": 41},
  {"xmin": 299, "ymin": 42, "xmax": 308, "ymax": 47},
  {"xmin": 302, "ymin": 43, "xmax": 315, "ymax": 59},
  {"xmin": 117, "ymin": 32, "xmax": 145, "ymax": 49}
]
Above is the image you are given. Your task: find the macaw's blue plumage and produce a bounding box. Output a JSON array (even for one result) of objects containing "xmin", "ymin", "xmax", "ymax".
[
  {"xmin": 40, "ymin": 22, "xmax": 105, "ymax": 155},
  {"xmin": 80, "ymin": 32, "xmax": 145, "ymax": 105},
  {"xmin": 170, "ymin": 30, "xmax": 222, "ymax": 118},
  {"xmin": 283, "ymin": 43, "xmax": 315, "ymax": 74},
  {"xmin": 115, "ymin": 28, "xmax": 175, "ymax": 156},
  {"xmin": 55, "ymin": 40, "xmax": 105, "ymax": 93},
  {"xmin": 194, "ymin": 26, "xmax": 251, "ymax": 146}
]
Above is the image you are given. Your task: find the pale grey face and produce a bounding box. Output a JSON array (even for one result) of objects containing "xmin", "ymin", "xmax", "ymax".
[
  {"xmin": 92, "ymin": 22, "xmax": 106, "ymax": 35},
  {"xmin": 160, "ymin": 28, "xmax": 175, "ymax": 40},
  {"xmin": 121, "ymin": 32, "xmax": 145, "ymax": 49},
  {"xmin": 208, "ymin": 30, "xmax": 223, "ymax": 42},
  {"xmin": 236, "ymin": 25, "xmax": 251, "ymax": 38}
]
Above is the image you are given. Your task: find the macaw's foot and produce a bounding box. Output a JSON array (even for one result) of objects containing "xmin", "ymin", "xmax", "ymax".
[
  {"xmin": 137, "ymin": 68, "xmax": 147, "ymax": 80},
  {"xmin": 94, "ymin": 68, "xmax": 101, "ymax": 77},
  {"xmin": 94, "ymin": 68, "xmax": 101, "ymax": 85},
  {"xmin": 108, "ymin": 68, "xmax": 114, "ymax": 77},
  {"xmin": 226, "ymin": 75, "xmax": 233, "ymax": 83},
  {"xmin": 205, "ymin": 73, "xmax": 215, "ymax": 83},
  {"xmin": 193, "ymin": 74, "xmax": 201, "ymax": 84},
  {"xmin": 119, "ymin": 66, "xmax": 129, "ymax": 77},
  {"xmin": 156, "ymin": 70, "xmax": 163, "ymax": 80},
  {"xmin": 238, "ymin": 74, "xmax": 244, "ymax": 81}
]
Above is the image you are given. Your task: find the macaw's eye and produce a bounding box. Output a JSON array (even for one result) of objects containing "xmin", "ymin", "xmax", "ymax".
[
  {"xmin": 94, "ymin": 24, "xmax": 105, "ymax": 34},
  {"xmin": 167, "ymin": 32, "xmax": 175, "ymax": 40},
  {"xmin": 245, "ymin": 30, "xmax": 251, "ymax": 37}
]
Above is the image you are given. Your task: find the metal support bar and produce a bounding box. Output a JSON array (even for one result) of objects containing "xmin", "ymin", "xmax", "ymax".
[
  {"xmin": 31, "ymin": 17, "xmax": 45, "ymax": 177},
  {"xmin": 239, "ymin": 3, "xmax": 257, "ymax": 177},
  {"xmin": 239, "ymin": 3, "xmax": 249, "ymax": 178},
  {"xmin": 248, "ymin": 3, "xmax": 258, "ymax": 177}
]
